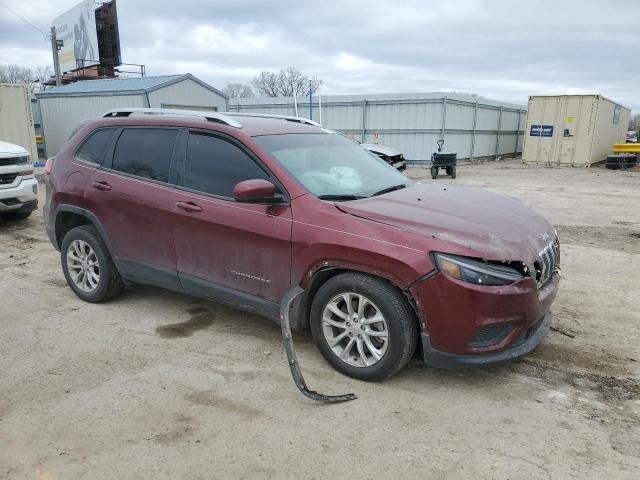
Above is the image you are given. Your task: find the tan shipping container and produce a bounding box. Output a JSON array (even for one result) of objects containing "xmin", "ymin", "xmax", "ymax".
[
  {"xmin": 522, "ymin": 95, "xmax": 630, "ymax": 166},
  {"xmin": 0, "ymin": 83, "xmax": 38, "ymax": 161}
]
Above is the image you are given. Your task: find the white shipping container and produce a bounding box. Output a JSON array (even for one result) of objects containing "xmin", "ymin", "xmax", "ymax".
[
  {"xmin": 0, "ymin": 84, "xmax": 38, "ymax": 161},
  {"xmin": 522, "ymin": 95, "xmax": 630, "ymax": 166}
]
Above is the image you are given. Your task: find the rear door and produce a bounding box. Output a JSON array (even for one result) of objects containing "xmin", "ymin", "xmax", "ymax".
[
  {"xmin": 171, "ymin": 130, "xmax": 292, "ymax": 304},
  {"xmin": 84, "ymin": 127, "xmax": 182, "ymax": 290}
]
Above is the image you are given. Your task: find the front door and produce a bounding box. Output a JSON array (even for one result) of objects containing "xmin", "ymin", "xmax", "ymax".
[{"xmin": 171, "ymin": 130, "xmax": 292, "ymax": 304}]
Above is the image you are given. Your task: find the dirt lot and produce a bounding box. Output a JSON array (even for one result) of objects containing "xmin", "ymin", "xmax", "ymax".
[{"xmin": 1, "ymin": 160, "xmax": 639, "ymax": 479}]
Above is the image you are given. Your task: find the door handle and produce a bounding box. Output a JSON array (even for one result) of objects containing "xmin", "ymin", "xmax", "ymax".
[
  {"xmin": 175, "ymin": 201, "xmax": 203, "ymax": 213},
  {"xmin": 92, "ymin": 181, "xmax": 112, "ymax": 191}
]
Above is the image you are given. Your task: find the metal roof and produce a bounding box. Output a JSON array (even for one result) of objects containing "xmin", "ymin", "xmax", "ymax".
[{"xmin": 36, "ymin": 74, "xmax": 228, "ymax": 99}]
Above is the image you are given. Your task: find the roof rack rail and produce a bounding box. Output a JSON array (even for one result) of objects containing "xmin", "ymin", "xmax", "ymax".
[
  {"xmin": 222, "ymin": 111, "xmax": 321, "ymax": 127},
  {"xmin": 101, "ymin": 108, "xmax": 243, "ymax": 128}
]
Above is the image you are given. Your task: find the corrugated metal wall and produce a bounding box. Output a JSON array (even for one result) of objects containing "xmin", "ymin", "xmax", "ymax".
[
  {"xmin": 37, "ymin": 79, "xmax": 227, "ymax": 156},
  {"xmin": 148, "ymin": 78, "xmax": 227, "ymax": 112},
  {"xmin": 38, "ymin": 94, "xmax": 145, "ymax": 156},
  {"xmin": 231, "ymin": 93, "xmax": 527, "ymax": 162}
]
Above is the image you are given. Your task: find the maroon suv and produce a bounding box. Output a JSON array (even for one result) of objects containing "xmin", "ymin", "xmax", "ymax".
[{"xmin": 44, "ymin": 108, "xmax": 560, "ymax": 382}]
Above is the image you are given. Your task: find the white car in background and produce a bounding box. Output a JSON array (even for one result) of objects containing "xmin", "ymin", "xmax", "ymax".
[
  {"xmin": 360, "ymin": 143, "xmax": 407, "ymax": 171},
  {"xmin": 0, "ymin": 141, "xmax": 38, "ymax": 221}
]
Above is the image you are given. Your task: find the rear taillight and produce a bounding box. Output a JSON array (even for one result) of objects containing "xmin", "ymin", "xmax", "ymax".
[{"xmin": 44, "ymin": 157, "xmax": 54, "ymax": 174}]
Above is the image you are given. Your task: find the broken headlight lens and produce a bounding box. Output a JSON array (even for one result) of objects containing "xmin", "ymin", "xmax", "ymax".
[{"xmin": 433, "ymin": 253, "xmax": 524, "ymax": 286}]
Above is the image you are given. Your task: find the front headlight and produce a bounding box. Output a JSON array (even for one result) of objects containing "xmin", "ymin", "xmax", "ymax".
[{"xmin": 433, "ymin": 253, "xmax": 525, "ymax": 286}]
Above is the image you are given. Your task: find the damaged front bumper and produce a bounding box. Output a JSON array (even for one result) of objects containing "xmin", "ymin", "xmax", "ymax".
[
  {"xmin": 421, "ymin": 311, "xmax": 551, "ymax": 368},
  {"xmin": 411, "ymin": 271, "xmax": 559, "ymax": 368}
]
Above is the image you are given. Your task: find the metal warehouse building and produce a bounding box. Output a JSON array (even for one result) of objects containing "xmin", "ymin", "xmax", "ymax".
[
  {"xmin": 230, "ymin": 93, "xmax": 527, "ymax": 162},
  {"xmin": 36, "ymin": 74, "xmax": 228, "ymax": 156}
]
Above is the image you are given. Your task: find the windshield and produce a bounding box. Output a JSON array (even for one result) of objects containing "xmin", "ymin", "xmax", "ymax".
[{"xmin": 253, "ymin": 133, "xmax": 409, "ymax": 199}]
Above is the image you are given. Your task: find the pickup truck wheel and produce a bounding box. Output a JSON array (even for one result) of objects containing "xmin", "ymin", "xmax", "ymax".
[
  {"xmin": 61, "ymin": 225, "xmax": 123, "ymax": 303},
  {"xmin": 431, "ymin": 166, "xmax": 438, "ymax": 179},
  {"xmin": 310, "ymin": 272, "xmax": 418, "ymax": 381}
]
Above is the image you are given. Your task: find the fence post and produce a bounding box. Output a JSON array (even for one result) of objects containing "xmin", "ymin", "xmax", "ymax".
[
  {"xmin": 441, "ymin": 96, "xmax": 447, "ymax": 142},
  {"xmin": 495, "ymin": 106, "xmax": 503, "ymax": 159},
  {"xmin": 514, "ymin": 109, "xmax": 522, "ymax": 157},
  {"xmin": 361, "ymin": 99, "xmax": 367, "ymax": 142},
  {"xmin": 470, "ymin": 100, "xmax": 478, "ymax": 161}
]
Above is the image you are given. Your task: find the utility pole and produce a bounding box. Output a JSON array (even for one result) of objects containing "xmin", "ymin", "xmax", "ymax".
[{"xmin": 50, "ymin": 26, "xmax": 63, "ymax": 86}]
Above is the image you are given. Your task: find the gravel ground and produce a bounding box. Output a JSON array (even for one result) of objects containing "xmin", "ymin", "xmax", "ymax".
[{"xmin": 1, "ymin": 159, "xmax": 639, "ymax": 479}]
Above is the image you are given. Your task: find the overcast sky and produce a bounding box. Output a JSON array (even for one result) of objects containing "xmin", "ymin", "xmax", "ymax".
[{"xmin": 1, "ymin": 0, "xmax": 638, "ymax": 110}]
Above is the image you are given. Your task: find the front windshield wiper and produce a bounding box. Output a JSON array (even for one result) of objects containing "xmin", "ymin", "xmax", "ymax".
[
  {"xmin": 370, "ymin": 183, "xmax": 407, "ymax": 197},
  {"xmin": 317, "ymin": 194, "xmax": 365, "ymax": 201}
]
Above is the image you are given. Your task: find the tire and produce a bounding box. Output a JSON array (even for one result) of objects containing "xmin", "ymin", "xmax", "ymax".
[
  {"xmin": 451, "ymin": 166, "xmax": 457, "ymax": 179},
  {"xmin": 310, "ymin": 272, "xmax": 419, "ymax": 381},
  {"xmin": 430, "ymin": 166, "xmax": 438, "ymax": 179},
  {"xmin": 1, "ymin": 211, "xmax": 31, "ymax": 221},
  {"xmin": 60, "ymin": 225, "xmax": 124, "ymax": 303}
]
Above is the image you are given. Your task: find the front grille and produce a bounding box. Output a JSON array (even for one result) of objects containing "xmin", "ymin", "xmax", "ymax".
[
  {"xmin": 536, "ymin": 238, "xmax": 560, "ymax": 287},
  {"xmin": 0, "ymin": 173, "xmax": 18, "ymax": 185},
  {"xmin": 468, "ymin": 324, "xmax": 514, "ymax": 348},
  {"xmin": 0, "ymin": 156, "xmax": 29, "ymax": 166}
]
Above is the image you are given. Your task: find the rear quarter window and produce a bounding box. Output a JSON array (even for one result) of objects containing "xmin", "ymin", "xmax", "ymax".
[
  {"xmin": 75, "ymin": 128, "xmax": 117, "ymax": 165},
  {"xmin": 111, "ymin": 128, "xmax": 178, "ymax": 183}
]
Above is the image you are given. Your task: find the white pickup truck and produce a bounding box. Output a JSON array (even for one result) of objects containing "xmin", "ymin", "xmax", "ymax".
[{"xmin": 0, "ymin": 141, "xmax": 38, "ymax": 221}]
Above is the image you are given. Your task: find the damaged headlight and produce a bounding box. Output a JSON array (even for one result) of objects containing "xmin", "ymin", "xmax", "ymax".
[{"xmin": 433, "ymin": 253, "xmax": 525, "ymax": 286}]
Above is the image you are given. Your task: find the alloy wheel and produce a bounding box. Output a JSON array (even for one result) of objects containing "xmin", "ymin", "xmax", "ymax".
[
  {"xmin": 66, "ymin": 239, "xmax": 100, "ymax": 293},
  {"xmin": 321, "ymin": 292, "xmax": 389, "ymax": 367}
]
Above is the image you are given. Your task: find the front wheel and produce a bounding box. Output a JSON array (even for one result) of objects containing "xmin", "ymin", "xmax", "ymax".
[
  {"xmin": 431, "ymin": 166, "xmax": 439, "ymax": 179},
  {"xmin": 310, "ymin": 272, "xmax": 419, "ymax": 381},
  {"xmin": 450, "ymin": 166, "xmax": 457, "ymax": 179}
]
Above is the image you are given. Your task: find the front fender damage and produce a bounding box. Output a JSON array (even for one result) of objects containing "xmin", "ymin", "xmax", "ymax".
[{"xmin": 280, "ymin": 286, "xmax": 357, "ymax": 403}]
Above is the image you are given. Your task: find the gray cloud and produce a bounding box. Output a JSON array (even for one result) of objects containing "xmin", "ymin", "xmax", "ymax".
[{"xmin": 1, "ymin": 0, "xmax": 638, "ymax": 110}]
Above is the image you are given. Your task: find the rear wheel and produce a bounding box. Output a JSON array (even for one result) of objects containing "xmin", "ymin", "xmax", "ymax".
[
  {"xmin": 430, "ymin": 166, "xmax": 438, "ymax": 179},
  {"xmin": 450, "ymin": 166, "xmax": 457, "ymax": 179},
  {"xmin": 61, "ymin": 225, "xmax": 123, "ymax": 303},
  {"xmin": 1, "ymin": 211, "xmax": 31, "ymax": 221},
  {"xmin": 310, "ymin": 272, "xmax": 418, "ymax": 381}
]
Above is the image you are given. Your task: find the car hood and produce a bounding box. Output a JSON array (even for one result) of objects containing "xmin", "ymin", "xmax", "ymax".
[
  {"xmin": 361, "ymin": 144, "xmax": 402, "ymax": 157},
  {"xmin": 0, "ymin": 140, "xmax": 29, "ymax": 158},
  {"xmin": 337, "ymin": 182, "xmax": 556, "ymax": 263}
]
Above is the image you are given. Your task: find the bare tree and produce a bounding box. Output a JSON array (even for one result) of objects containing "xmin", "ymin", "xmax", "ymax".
[
  {"xmin": 222, "ymin": 83, "xmax": 255, "ymax": 99},
  {"xmin": 252, "ymin": 68, "xmax": 322, "ymax": 97},
  {"xmin": 0, "ymin": 64, "xmax": 53, "ymax": 92},
  {"xmin": 0, "ymin": 64, "xmax": 32, "ymax": 84},
  {"xmin": 252, "ymin": 71, "xmax": 280, "ymax": 97},
  {"xmin": 629, "ymin": 113, "xmax": 640, "ymax": 131}
]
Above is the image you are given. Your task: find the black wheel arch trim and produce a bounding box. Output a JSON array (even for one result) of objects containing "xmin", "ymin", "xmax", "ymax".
[{"xmin": 53, "ymin": 204, "xmax": 114, "ymax": 256}]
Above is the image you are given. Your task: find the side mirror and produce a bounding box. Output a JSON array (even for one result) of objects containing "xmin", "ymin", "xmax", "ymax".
[{"xmin": 233, "ymin": 179, "xmax": 283, "ymax": 204}]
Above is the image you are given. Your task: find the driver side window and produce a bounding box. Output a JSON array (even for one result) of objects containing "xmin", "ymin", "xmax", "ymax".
[{"xmin": 184, "ymin": 132, "xmax": 268, "ymax": 197}]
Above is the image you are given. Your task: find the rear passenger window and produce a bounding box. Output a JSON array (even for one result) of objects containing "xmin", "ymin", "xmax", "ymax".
[
  {"xmin": 111, "ymin": 128, "xmax": 177, "ymax": 182},
  {"xmin": 184, "ymin": 132, "xmax": 268, "ymax": 197},
  {"xmin": 76, "ymin": 129, "xmax": 116, "ymax": 165}
]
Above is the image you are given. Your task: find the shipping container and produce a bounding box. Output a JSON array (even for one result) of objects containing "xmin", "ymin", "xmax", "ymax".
[
  {"xmin": 0, "ymin": 83, "xmax": 38, "ymax": 161},
  {"xmin": 522, "ymin": 95, "xmax": 630, "ymax": 166}
]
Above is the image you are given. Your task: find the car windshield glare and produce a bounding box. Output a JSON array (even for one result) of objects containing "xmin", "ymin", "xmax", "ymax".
[{"xmin": 254, "ymin": 133, "xmax": 408, "ymax": 199}]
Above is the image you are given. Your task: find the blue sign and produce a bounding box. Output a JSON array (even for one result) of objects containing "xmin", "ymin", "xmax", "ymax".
[{"xmin": 530, "ymin": 125, "xmax": 554, "ymax": 137}]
